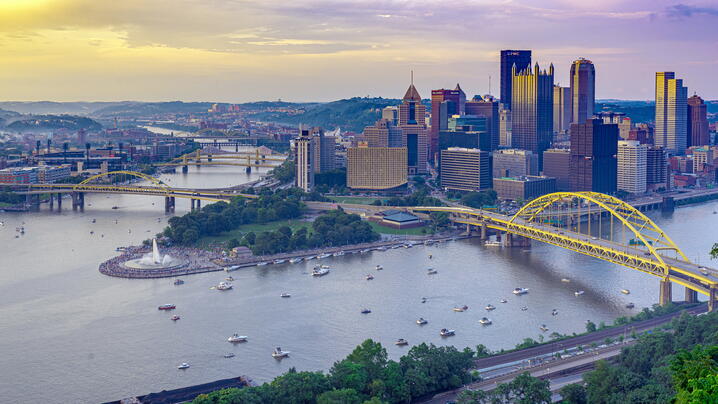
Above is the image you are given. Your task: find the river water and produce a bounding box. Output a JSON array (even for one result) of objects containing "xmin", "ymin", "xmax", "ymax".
[{"xmin": 1, "ymin": 161, "xmax": 716, "ymax": 403}]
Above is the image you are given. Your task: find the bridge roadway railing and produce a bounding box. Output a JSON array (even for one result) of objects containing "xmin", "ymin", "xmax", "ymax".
[{"xmin": 20, "ymin": 184, "xmax": 257, "ymax": 201}]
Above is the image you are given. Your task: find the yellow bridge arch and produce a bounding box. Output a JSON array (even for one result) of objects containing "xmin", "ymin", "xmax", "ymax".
[
  {"xmin": 509, "ymin": 192, "xmax": 690, "ymax": 275},
  {"xmin": 76, "ymin": 171, "xmax": 171, "ymax": 192}
]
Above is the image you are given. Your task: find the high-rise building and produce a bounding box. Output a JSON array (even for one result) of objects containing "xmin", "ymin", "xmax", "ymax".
[
  {"xmin": 646, "ymin": 146, "xmax": 668, "ymax": 189},
  {"xmin": 687, "ymin": 94, "xmax": 709, "ymax": 147},
  {"xmin": 500, "ymin": 50, "xmax": 531, "ymax": 110},
  {"xmin": 499, "ymin": 107, "xmax": 512, "ymax": 147},
  {"xmin": 362, "ymin": 119, "xmax": 403, "ymax": 148},
  {"xmin": 382, "ymin": 106, "xmax": 398, "ymax": 125},
  {"xmin": 692, "ymin": 147, "xmax": 713, "ymax": 172},
  {"xmin": 542, "ymin": 148, "xmax": 571, "ymax": 190},
  {"xmin": 304, "ymin": 127, "xmax": 335, "ymax": 173},
  {"xmin": 347, "ymin": 143, "xmax": 407, "ymax": 190},
  {"xmin": 511, "ymin": 62, "xmax": 554, "ymax": 161},
  {"xmin": 493, "ymin": 176, "xmax": 556, "ymax": 201},
  {"xmin": 440, "ymin": 148, "xmax": 491, "ymax": 191},
  {"xmin": 430, "ymin": 86, "xmax": 464, "ymax": 160},
  {"xmin": 570, "ymin": 58, "xmax": 596, "ymax": 124},
  {"xmin": 492, "ymin": 149, "xmax": 539, "ymax": 178},
  {"xmin": 399, "ymin": 81, "xmax": 428, "ymax": 174},
  {"xmin": 553, "ymin": 85, "xmax": 571, "ymax": 135},
  {"xmin": 465, "ymin": 95, "xmax": 500, "ymax": 150},
  {"xmin": 617, "ymin": 140, "xmax": 647, "ymax": 194},
  {"xmin": 569, "ymin": 118, "xmax": 618, "ymax": 193},
  {"xmin": 294, "ymin": 130, "xmax": 315, "ymax": 191},
  {"xmin": 655, "ymin": 72, "xmax": 688, "ymax": 154}
]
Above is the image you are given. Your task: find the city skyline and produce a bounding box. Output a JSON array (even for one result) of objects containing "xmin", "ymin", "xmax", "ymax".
[{"xmin": 0, "ymin": 0, "xmax": 717, "ymax": 102}]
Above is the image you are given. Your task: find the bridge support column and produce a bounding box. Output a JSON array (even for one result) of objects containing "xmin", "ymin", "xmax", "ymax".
[
  {"xmin": 182, "ymin": 165, "xmax": 188, "ymax": 174},
  {"xmin": 207, "ymin": 155, "xmax": 212, "ymax": 162},
  {"xmin": 709, "ymin": 287, "xmax": 717, "ymax": 312},
  {"xmin": 235, "ymin": 144, "xmax": 239, "ymax": 152},
  {"xmin": 190, "ymin": 199, "xmax": 195, "ymax": 211},
  {"xmin": 685, "ymin": 287, "xmax": 698, "ymax": 304},
  {"xmin": 245, "ymin": 166, "xmax": 252, "ymax": 173},
  {"xmin": 196, "ymin": 199, "xmax": 201, "ymax": 210},
  {"xmin": 164, "ymin": 196, "xmax": 175, "ymax": 213},
  {"xmin": 659, "ymin": 278, "xmax": 672, "ymax": 306},
  {"xmin": 49, "ymin": 193, "xmax": 54, "ymax": 210},
  {"xmin": 56, "ymin": 193, "xmax": 62, "ymax": 210},
  {"xmin": 480, "ymin": 223, "xmax": 487, "ymax": 240}
]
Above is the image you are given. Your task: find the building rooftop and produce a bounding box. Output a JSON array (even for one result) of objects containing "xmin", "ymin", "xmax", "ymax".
[{"xmin": 383, "ymin": 212, "xmax": 420, "ymax": 223}]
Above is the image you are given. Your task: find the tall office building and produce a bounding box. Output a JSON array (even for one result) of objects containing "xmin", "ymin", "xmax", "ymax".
[
  {"xmin": 492, "ymin": 149, "xmax": 539, "ymax": 178},
  {"xmin": 646, "ymin": 146, "xmax": 668, "ymax": 189},
  {"xmin": 570, "ymin": 58, "xmax": 596, "ymax": 124},
  {"xmin": 399, "ymin": 81, "xmax": 428, "ymax": 174},
  {"xmin": 542, "ymin": 148, "xmax": 571, "ymax": 190},
  {"xmin": 306, "ymin": 127, "xmax": 335, "ymax": 173},
  {"xmin": 511, "ymin": 63, "xmax": 554, "ymax": 160},
  {"xmin": 382, "ymin": 106, "xmax": 398, "ymax": 125},
  {"xmin": 347, "ymin": 144, "xmax": 407, "ymax": 190},
  {"xmin": 440, "ymin": 148, "xmax": 491, "ymax": 191},
  {"xmin": 362, "ymin": 119, "xmax": 403, "ymax": 148},
  {"xmin": 430, "ymin": 86, "xmax": 464, "ymax": 160},
  {"xmin": 294, "ymin": 129, "xmax": 315, "ymax": 191},
  {"xmin": 617, "ymin": 140, "xmax": 647, "ymax": 194},
  {"xmin": 465, "ymin": 95, "xmax": 500, "ymax": 151},
  {"xmin": 569, "ymin": 118, "xmax": 618, "ymax": 193},
  {"xmin": 553, "ymin": 85, "xmax": 571, "ymax": 135},
  {"xmin": 655, "ymin": 72, "xmax": 688, "ymax": 154},
  {"xmin": 499, "ymin": 107, "xmax": 512, "ymax": 147},
  {"xmin": 687, "ymin": 94, "xmax": 709, "ymax": 147},
  {"xmin": 500, "ymin": 50, "xmax": 531, "ymax": 110}
]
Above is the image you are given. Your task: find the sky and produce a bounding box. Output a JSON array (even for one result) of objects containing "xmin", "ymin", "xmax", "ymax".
[{"xmin": 0, "ymin": 0, "xmax": 717, "ymax": 103}]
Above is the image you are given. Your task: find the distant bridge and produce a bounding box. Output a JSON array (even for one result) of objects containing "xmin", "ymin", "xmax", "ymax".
[{"xmin": 153, "ymin": 149, "xmax": 286, "ymax": 172}]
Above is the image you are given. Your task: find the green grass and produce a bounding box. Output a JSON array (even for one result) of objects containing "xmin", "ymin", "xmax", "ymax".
[
  {"xmin": 368, "ymin": 221, "xmax": 427, "ymax": 235},
  {"xmin": 197, "ymin": 219, "xmax": 312, "ymax": 247},
  {"xmin": 328, "ymin": 196, "xmax": 380, "ymax": 205}
]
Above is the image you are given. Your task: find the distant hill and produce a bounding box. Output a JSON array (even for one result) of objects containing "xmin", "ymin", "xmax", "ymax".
[
  {"xmin": 596, "ymin": 100, "xmax": 656, "ymax": 124},
  {"xmin": 91, "ymin": 101, "xmax": 214, "ymax": 117},
  {"xmin": 0, "ymin": 101, "xmax": 126, "ymax": 116},
  {"xmin": 3, "ymin": 115, "xmax": 102, "ymax": 132}
]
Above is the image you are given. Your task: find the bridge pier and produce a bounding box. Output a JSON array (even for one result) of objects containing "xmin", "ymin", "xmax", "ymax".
[
  {"xmin": 481, "ymin": 223, "xmax": 487, "ymax": 240},
  {"xmin": 182, "ymin": 165, "xmax": 189, "ymax": 174},
  {"xmin": 710, "ymin": 288, "xmax": 717, "ymax": 312},
  {"xmin": 56, "ymin": 193, "xmax": 62, "ymax": 210},
  {"xmin": 245, "ymin": 166, "xmax": 252, "ymax": 173},
  {"xmin": 49, "ymin": 193, "xmax": 54, "ymax": 210},
  {"xmin": 685, "ymin": 287, "xmax": 698, "ymax": 304},
  {"xmin": 235, "ymin": 144, "xmax": 239, "ymax": 152},
  {"xmin": 164, "ymin": 196, "xmax": 175, "ymax": 213},
  {"xmin": 659, "ymin": 278, "xmax": 672, "ymax": 306},
  {"xmin": 71, "ymin": 192, "xmax": 85, "ymax": 211}
]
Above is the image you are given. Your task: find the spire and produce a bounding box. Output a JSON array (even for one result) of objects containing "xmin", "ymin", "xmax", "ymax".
[
  {"xmin": 402, "ymin": 71, "xmax": 422, "ymax": 102},
  {"xmin": 454, "ymin": 83, "xmax": 465, "ymax": 95}
]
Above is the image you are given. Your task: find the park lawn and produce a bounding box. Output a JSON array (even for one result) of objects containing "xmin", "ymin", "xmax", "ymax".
[
  {"xmin": 328, "ymin": 196, "xmax": 380, "ymax": 205},
  {"xmin": 368, "ymin": 221, "xmax": 428, "ymax": 235},
  {"xmin": 197, "ymin": 219, "xmax": 312, "ymax": 248}
]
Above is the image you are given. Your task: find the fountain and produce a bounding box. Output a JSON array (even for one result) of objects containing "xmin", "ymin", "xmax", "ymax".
[{"xmin": 122, "ymin": 238, "xmax": 186, "ymax": 270}]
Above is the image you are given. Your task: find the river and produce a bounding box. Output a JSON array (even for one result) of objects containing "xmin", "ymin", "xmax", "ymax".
[{"xmin": 0, "ymin": 162, "xmax": 716, "ymax": 403}]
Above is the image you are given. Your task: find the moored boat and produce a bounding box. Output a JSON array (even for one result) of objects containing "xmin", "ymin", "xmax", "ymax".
[
  {"xmin": 575, "ymin": 290, "xmax": 585, "ymax": 296},
  {"xmin": 453, "ymin": 305, "xmax": 469, "ymax": 312},
  {"xmin": 289, "ymin": 257, "xmax": 303, "ymax": 264},
  {"xmin": 280, "ymin": 293, "xmax": 291, "ymax": 298},
  {"xmin": 416, "ymin": 317, "xmax": 428, "ymax": 325},
  {"xmin": 274, "ymin": 259, "xmax": 286, "ymax": 264},
  {"xmin": 395, "ymin": 338, "xmax": 408, "ymax": 346},
  {"xmin": 312, "ymin": 266, "xmax": 330, "ymax": 276},
  {"xmin": 513, "ymin": 288, "xmax": 529, "ymax": 295},
  {"xmin": 500, "ymin": 298, "xmax": 508, "ymax": 303},
  {"xmin": 158, "ymin": 304, "xmax": 175, "ymax": 310},
  {"xmin": 361, "ymin": 308, "xmax": 371, "ymax": 314},
  {"xmin": 224, "ymin": 265, "xmax": 240, "ymax": 272},
  {"xmin": 626, "ymin": 302, "xmax": 635, "ymax": 309},
  {"xmin": 485, "ymin": 304, "xmax": 496, "ymax": 311},
  {"xmin": 552, "ymin": 309, "xmax": 559, "ymax": 316},
  {"xmin": 227, "ymin": 333, "xmax": 248, "ymax": 343},
  {"xmin": 177, "ymin": 362, "xmax": 190, "ymax": 369},
  {"xmin": 375, "ymin": 264, "xmax": 383, "ymax": 270},
  {"xmin": 272, "ymin": 347, "xmax": 290, "ymax": 358},
  {"xmin": 621, "ymin": 289, "xmax": 630, "ymax": 295},
  {"xmin": 173, "ymin": 279, "xmax": 184, "ymax": 285},
  {"xmin": 216, "ymin": 281, "xmax": 233, "ymax": 290},
  {"xmin": 171, "ymin": 315, "xmax": 180, "ymax": 321},
  {"xmin": 540, "ymin": 324, "xmax": 549, "ymax": 332},
  {"xmin": 426, "ymin": 267, "xmax": 437, "ymax": 275},
  {"xmin": 479, "ymin": 317, "xmax": 492, "ymax": 325},
  {"xmin": 365, "ymin": 274, "xmax": 374, "ymax": 280},
  {"xmin": 439, "ymin": 328, "xmax": 455, "ymax": 337},
  {"xmin": 223, "ymin": 353, "xmax": 235, "ymax": 358},
  {"xmin": 485, "ymin": 240, "xmax": 502, "ymax": 247}
]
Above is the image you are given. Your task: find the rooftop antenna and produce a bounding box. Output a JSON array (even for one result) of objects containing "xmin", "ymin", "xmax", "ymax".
[
  {"xmin": 488, "ymin": 75, "xmax": 492, "ymax": 95},
  {"xmin": 411, "ymin": 69, "xmax": 414, "ymax": 85}
]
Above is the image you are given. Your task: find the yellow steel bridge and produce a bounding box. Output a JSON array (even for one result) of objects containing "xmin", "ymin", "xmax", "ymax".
[{"xmin": 154, "ymin": 149, "xmax": 286, "ymax": 168}]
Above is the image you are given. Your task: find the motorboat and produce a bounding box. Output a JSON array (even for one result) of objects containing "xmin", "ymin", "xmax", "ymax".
[
  {"xmin": 280, "ymin": 293, "xmax": 291, "ymax": 298},
  {"xmin": 520, "ymin": 306, "xmax": 528, "ymax": 311},
  {"xmin": 427, "ymin": 268, "xmax": 438, "ymax": 275},
  {"xmin": 361, "ymin": 308, "xmax": 372, "ymax": 314},
  {"xmin": 216, "ymin": 282, "xmax": 233, "ymax": 290},
  {"xmin": 484, "ymin": 240, "xmax": 502, "ymax": 247},
  {"xmin": 428, "ymin": 254, "xmax": 433, "ymax": 259},
  {"xmin": 256, "ymin": 262, "xmax": 268, "ymax": 266},
  {"xmin": 366, "ymin": 274, "xmax": 374, "ymax": 280},
  {"xmin": 540, "ymin": 324, "xmax": 549, "ymax": 332},
  {"xmin": 171, "ymin": 315, "xmax": 180, "ymax": 321},
  {"xmin": 273, "ymin": 259, "xmax": 286, "ymax": 264},
  {"xmin": 227, "ymin": 334, "xmax": 248, "ymax": 343},
  {"xmin": 376, "ymin": 246, "xmax": 388, "ymax": 251},
  {"xmin": 312, "ymin": 266, "xmax": 330, "ymax": 276},
  {"xmin": 439, "ymin": 328, "xmax": 455, "ymax": 337},
  {"xmin": 416, "ymin": 317, "xmax": 428, "ymax": 325},
  {"xmin": 575, "ymin": 290, "xmax": 585, "ymax": 296},
  {"xmin": 272, "ymin": 347, "xmax": 290, "ymax": 359},
  {"xmin": 223, "ymin": 353, "xmax": 235, "ymax": 358},
  {"xmin": 500, "ymin": 298, "xmax": 508, "ymax": 304},
  {"xmin": 334, "ymin": 251, "xmax": 345, "ymax": 256},
  {"xmin": 479, "ymin": 317, "xmax": 492, "ymax": 325},
  {"xmin": 91, "ymin": 219, "xmax": 96, "ymax": 223},
  {"xmin": 552, "ymin": 309, "xmax": 559, "ymax": 316},
  {"xmin": 561, "ymin": 278, "xmax": 571, "ymax": 283},
  {"xmin": 513, "ymin": 288, "xmax": 529, "ymax": 295},
  {"xmin": 289, "ymin": 257, "xmax": 303, "ymax": 264},
  {"xmin": 453, "ymin": 305, "xmax": 469, "ymax": 312},
  {"xmin": 395, "ymin": 338, "xmax": 408, "ymax": 346},
  {"xmin": 375, "ymin": 265, "xmax": 383, "ymax": 271},
  {"xmin": 621, "ymin": 289, "xmax": 631, "ymax": 295},
  {"xmin": 626, "ymin": 302, "xmax": 635, "ymax": 309},
  {"xmin": 225, "ymin": 276, "xmax": 234, "ymax": 281},
  {"xmin": 111, "ymin": 206, "xmax": 119, "ymax": 210},
  {"xmin": 177, "ymin": 363, "xmax": 190, "ymax": 369},
  {"xmin": 158, "ymin": 304, "xmax": 176, "ymax": 310},
  {"xmin": 485, "ymin": 304, "xmax": 496, "ymax": 311},
  {"xmin": 317, "ymin": 253, "xmax": 332, "ymax": 259},
  {"xmin": 421, "ymin": 297, "xmax": 427, "ymax": 304},
  {"xmin": 224, "ymin": 265, "xmax": 240, "ymax": 272},
  {"xmin": 173, "ymin": 279, "xmax": 184, "ymax": 285},
  {"xmin": 360, "ymin": 249, "xmax": 370, "ymax": 254}
]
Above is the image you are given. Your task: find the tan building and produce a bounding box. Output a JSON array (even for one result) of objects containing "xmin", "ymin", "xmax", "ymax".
[
  {"xmin": 347, "ymin": 144, "xmax": 407, "ymax": 190},
  {"xmin": 493, "ymin": 176, "xmax": 556, "ymax": 201}
]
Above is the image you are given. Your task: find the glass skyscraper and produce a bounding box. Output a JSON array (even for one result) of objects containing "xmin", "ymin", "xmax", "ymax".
[
  {"xmin": 655, "ymin": 72, "xmax": 688, "ymax": 155},
  {"xmin": 500, "ymin": 50, "xmax": 531, "ymax": 110}
]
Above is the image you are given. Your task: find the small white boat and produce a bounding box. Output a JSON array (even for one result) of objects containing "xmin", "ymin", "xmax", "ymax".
[
  {"xmin": 428, "ymin": 254, "xmax": 433, "ymax": 259},
  {"xmin": 575, "ymin": 290, "xmax": 585, "ymax": 296},
  {"xmin": 485, "ymin": 304, "xmax": 496, "ymax": 311},
  {"xmin": 427, "ymin": 268, "xmax": 438, "ymax": 275},
  {"xmin": 280, "ymin": 293, "xmax": 291, "ymax": 298},
  {"xmin": 289, "ymin": 257, "xmax": 303, "ymax": 264},
  {"xmin": 479, "ymin": 317, "xmax": 492, "ymax": 325},
  {"xmin": 540, "ymin": 325, "xmax": 549, "ymax": 332},
  {"xmin": 333, "ymin": 251, "xmax": 345, "ymax": 256},
  {"xmin": 312, "ymin": 266, "xmax": 330, "ymax": 276},
  {"xmin": 224, "ymin": 265, "xmax": 240, "ymax": 272},
  {"xmin": 256, "ymin": 262, "xmax": 268, "ymax": 266},
  {"xmin": 171, "ymin": 315, "xmax": 180, "ymax": 321},
  {"xmin": 500, "ymin": 298, "xmax": 508, "ymax": 303},
  {"xmin": 227, "ymin": 334, "xmax": 248, "ymax": 343},
  {"xmin": 453, "ymin": 305, "xmax": 469, "ymax": 312},
  {"xmin": 317, "ymin": 253, "xmax": 332, "ymax": 259},
  {"xmin": 485, "ymin": 240, "xmax": 502, "ymax": 247},
  {"xmin": 561, "ymin": 278, "xmax": 571, "ymax": 283},
  {"xmin": 552, "ymin": 309, "xmax": 559, "ymax": 316},
  {"xmin": 375, "ymin": 265, "xmax": 383, "ymax": 271},
  {"xmin": 440, "ymin": 328, "xmax": 455, "ymax": 337},
  {"xmin": 177, "ymin": 363, "xmax": 190, "ymax": 369},
  {"xmin": 216, "ymin": 281, "xmax": 233, "ymax": 290},
  {"xmin": 621, "ymin": 289, "xmax": 630, "ymax": 295},
  {"xmin": 225, "ymin": 276, "xmax": 234, "ymax": 281},
  {"xmin": 395, "ymin": 338, "xmax": 408, "ymax": 346},
  {"xmin": 520, "ymin": 306, "xmax": 528, "ymax": 311},
  {"xmin": 173, "ymin": 279, "xmax": 184, "ymax": 285},
  {"xmin": 274, "ymin": 259, "xmax": 286, "ymax": 264},
  {"xmin": 272, "ymin": 347, "xmax": 290, "ymax": 358},
  {"xmin": 513, "ymin": 288, "xmax": 529, "ymax": 295},
  {"xmin": 223, "ymin": 353, "xmax": 235, "ymax": 358},
  {"xmin": 416, "ymin": 317, "xmax": 428, "ymax": 325},
  {"xmin": 366, "ymin": 274, "xmax": 374, "ymax": 280}
]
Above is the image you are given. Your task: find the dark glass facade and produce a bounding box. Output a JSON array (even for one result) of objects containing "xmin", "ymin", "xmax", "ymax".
[
  {"xmin": 500, "ymin": 50, "xmax": 531, "ymax": 110},
  {"xmin": 406, "ymin": 133, "xmax": 418, "ymax": 167},
  {"xmin": 569, "ymin": 119, "xmax": 618, "ymax": 193}
]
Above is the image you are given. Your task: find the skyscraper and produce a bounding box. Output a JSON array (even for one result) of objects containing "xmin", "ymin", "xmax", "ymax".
[
  {"xmin": 500, "ymin": 50, "xmax": 531, "ymax": 110},
  {"xmin": 492, "ymin": 149, "xmax": 539, "ymax": 178},
  {"xmin": 553, "ymin": 85, "xmax": 571, "ymax": 135},
  {"xmin": 499, "ymin": 108, "xmax": 512, "ymax": 147},
  {"xmin": 570, "ymin": 58, "xmax": 595, "ymax": 124},
  {"xmin": 399, "ymin": 80, "xmax": 428, "ymax": 174},
  {"xmin": 511, "ymin": 62, "xmax": 554, "ymax": 161},
  {"xmin": 440, "ymin": 148, "xmax": 491, "ymax": 191},
  {"xmin": 465, "ymin": 95, "xmax": 500, "ymax": 151},
  {"xmin": 569, "ymin": 118, "xmax": 618, "ymax": 193},
  {"xmin": 617, "ymin": 140, "xmax": 647, "ymax": 194},
  {"xmin": 430, "ymin": 85, "xmax": 464, "ymax": 160},
  {"xmin": 294, "ymin": 129, "xmax": 315, "ymax": 191},
  {"xmin": 646, "ymin": 146, "xmax": 667, "ymax": 190},
  {"xmin": 362, "ymin": 119, "xmax": 403, "ymax": 148},
  {"xmin": 687, "ymin": 94, "xmax": 709, "ymax": 147},
  {"xmin": 655, "ymin": 72, "xmax": 688, "ymax": 154},
  {"xmin": 542, "ymin": 148, "xmax": 571, "ymax": 191},
  {"xmin": 347, "ymin": 144, "xmax": 407, "ymax": 190}
]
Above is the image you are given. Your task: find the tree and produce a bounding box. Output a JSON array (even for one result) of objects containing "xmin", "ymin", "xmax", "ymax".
[
  {"xmin": 559, "ymin": 383, "xmax": 587, "ymax": 404},
  {"xmin": 317, "ymin": 388, "xmax": 362, "ymax": 404},
  {"xmin": 585, "ymin": 321, "xmax": 597, "ymax": 333}
]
